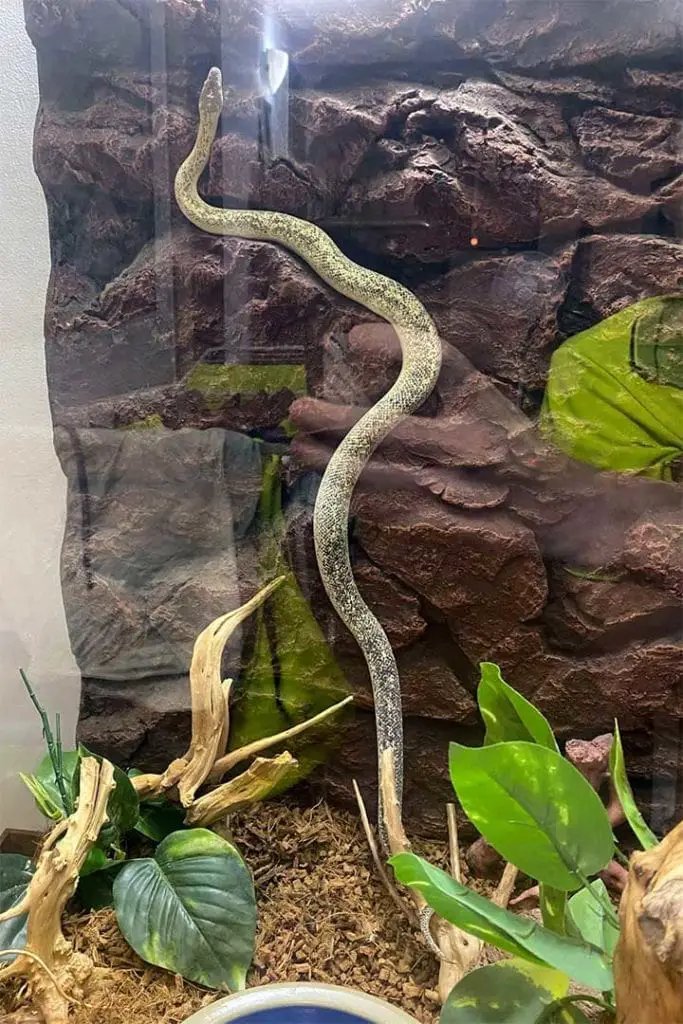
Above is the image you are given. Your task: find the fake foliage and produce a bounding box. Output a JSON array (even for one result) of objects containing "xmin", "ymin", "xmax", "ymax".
[
  {"xmin": 392, "ymin": 663, "xmax": 657, "ymax": 1023},
  {"xmin": 1, "ymin": 675, "xmax": 256, "ymax": 993}
]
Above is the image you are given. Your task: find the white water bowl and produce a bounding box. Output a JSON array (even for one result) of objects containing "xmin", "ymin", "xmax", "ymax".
[{"xmin": 181, "ymin": 982, "xmax": 420, "ymax": 1024}]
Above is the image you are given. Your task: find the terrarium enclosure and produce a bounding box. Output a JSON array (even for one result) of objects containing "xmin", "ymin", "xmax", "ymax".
[
  {"xmin": 0, "ymin": 0, "xmax": 682, "ymax": 1022},
  {"xmin": 20, "ymin": 0, "xmax": 681, "ymax": 833}
]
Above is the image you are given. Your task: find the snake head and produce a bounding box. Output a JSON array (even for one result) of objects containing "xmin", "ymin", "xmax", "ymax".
[{"xmin": 199, "ymin": 67, "xmax": 224, "ymax": 120}]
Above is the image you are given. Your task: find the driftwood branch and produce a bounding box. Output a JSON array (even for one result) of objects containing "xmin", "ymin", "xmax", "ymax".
[
  {"xmin": 434, "ymin": 802, "xmax": 484, "ymax": 1002},
  {"xmin": 362, "ymin": 749, "xmax": 520, "ymax": 1008},
  {"xmin": 353, "ymin": 780, "xmax": 418, "ymax": 928},
  {"xmin": 131, "ymin": 577, "xmax": 286, "ymax": 806},
  {"xmin": 186, "ymin": 753, "xmax": 297, "ymax": 826},
  {"xmin": 614, "ymin": 819, "xmax": 683, "ymax": 1024},
  {"xmin": 129, "ymin": 579, "xmax": 352, "ymax": 830},
  {"xmin": 210, "ymin": 695, "xmax": 354, "ymax": 780},
  {"xmin": 0, "ymin": 757, "xmax": 114, "ymax": 1024},
  {"xmin": 492, "ymin": 861, "xmax": 519, "ymax": 908},
  {"xmin": 378, "ymin": 750, "xmax": 482, "ymax": 1004}
]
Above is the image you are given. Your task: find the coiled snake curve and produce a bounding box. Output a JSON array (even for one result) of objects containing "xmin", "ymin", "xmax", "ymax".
[{"xmin": 175, "ymin": 68, "xmax": 443, "ymax": 847}]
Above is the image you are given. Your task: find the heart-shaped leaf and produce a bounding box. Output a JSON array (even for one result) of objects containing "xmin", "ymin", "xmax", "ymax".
[
  {"xmin": 478, "ymin": 663, "xmax": 558, "ymax": 751},
  {"xmin": 135, "ymin": 800, "xmax": 188, "ymax": 843},
  {"xmin": 0, "ymin": 854, "xmax": 34, "ymax": 957},
  {"xmin": 114, "ymin": 829, "xmax": 256, "ymax": 991},
  {"xmin": 609, "ymin": 722, "xmax": 657, "ymax": 850},
  {"xmin": 441, "ymin": 959, "xmax": 571, "ymax": 1023},
  {"xmin": 449, "ymin": 741, "xmax": 614, "ymax": 890},
  {"xmin": 568, "ymin": 881, "xmax": 620, "ymax": 958},
  {"xmin": 391, "ymin": 853, "xmax": 613, "ymax": 991}
]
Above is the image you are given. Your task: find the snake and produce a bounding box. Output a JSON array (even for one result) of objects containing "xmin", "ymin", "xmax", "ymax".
[{"xmin": 175, "ymin": 67, "xmax": 443, "ymax": 846}]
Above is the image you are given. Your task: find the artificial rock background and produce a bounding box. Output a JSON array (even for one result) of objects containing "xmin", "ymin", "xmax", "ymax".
[{"xmin": 25, "ymin": 0, "xmax": 683, "ymax": 833}]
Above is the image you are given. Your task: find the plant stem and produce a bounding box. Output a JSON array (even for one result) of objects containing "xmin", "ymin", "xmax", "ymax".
[
  {"xmin": 613, "ymin": 844, "xmax": 630, "ymax": 867},
  {"xmin": 577, "ymin": 870, "xmax": 621, "ymax": 929},
  {"xmin": 19, "ymin": 669, "xmax": 72, "ymax": 815},
  {"xmin": 538, "ymin": 993, "xmax": 616, "ymax": 1022},
  {"xmin": 55, "ymin": 712, "xmax": 64, "ymax": 789}
]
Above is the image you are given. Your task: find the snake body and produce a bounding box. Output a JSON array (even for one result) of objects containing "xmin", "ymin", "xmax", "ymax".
[{"xmin": 175, "ymin": 68, "xmax": 442, "ymax": 841}]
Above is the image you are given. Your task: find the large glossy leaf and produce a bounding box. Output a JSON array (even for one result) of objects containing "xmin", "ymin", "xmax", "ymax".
[
  {"xmin": 114, "ymin": 829, "xmax": 256, "ymax": 991},
  {"xmin": 568, "ymin": 881, "xmax": 620, "ymax": 959},
  {"xmin": 609, "ymin": 722, "xmax": 657, "ymax": 850},
  {"xmin": 391, "ymin": 854, "xmax": 613, "ymax": 991},
  {"xmin": 441, "ymin": 960, "xmax": 570, "ymax": 1023},
  {"xmin": 478, "ymin": 663, "xmax": 558, "ymax": 752},
  {"xmin": 449, "ymin": 741, "xmax": 613, "ymax": 890},
  {"xmin": 0, "ymin": 854, "xmax": 34, "ymax": 957}
]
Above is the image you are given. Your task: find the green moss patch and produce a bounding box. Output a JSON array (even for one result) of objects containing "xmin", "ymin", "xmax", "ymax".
[{"xmin": 185, "ymin": 363, "xmax": 307, "ymax": 410}]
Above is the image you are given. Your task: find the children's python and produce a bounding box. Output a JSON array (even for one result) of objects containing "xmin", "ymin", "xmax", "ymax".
[{"xmin": 175, "ymin": 68, "xmax": 442, "ymax": 846}]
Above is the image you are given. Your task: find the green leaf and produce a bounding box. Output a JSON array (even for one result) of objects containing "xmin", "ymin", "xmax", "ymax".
[
  {"xmin": 540, "ymin": 885, "xmax": 568, "ymax": 936},
  {"xmin": 609, "ymin": 722, "xmax": 657, "ymax": 850},
  {"xmin": 128, "ymin": 769, "xmax": 188, "ymax": 842},
  {"xmin": 135, "ymin": 800, "xmax": 188, "ymax": 843},
  {"xmin": 0, "ymin": 854, "xmax": 34, "ymax": 957},
  {"xmin": 440, "ymin": 960, "xmax": 570, "ymax": 1023},
  {"xmin": 108, "ymin": 764, "xmax": 140, "ymax": 837},
  {"xmin": 77, "ymin": 862, "xmax": 125, "ymax": 911},
  {"xmin": 568, "ymin": 881, "xmax": 620, "ymax": 958},
  {"xmin": 391, "ymin": 854, "xmax": 613, "ymax": 991},
  {"xmin": 539, "ymin": 296, "xmax": 683, "ymax": 481},
  {"xmin": 478, "ymin": 663, "xmax": 559, "ymax": 752},
  {"xmin": 19, "ymin": 773, "xmax": 63, "ymax": 821},
  {"xmin": 34, "ymin": 749, "xmax": 81, "ymax": 817},
  {"xmin": 449, "ymin": 741, "xmax": 614, "ymax": 890},
  {"xmin": 80, "ymin": 846, "xmax": 111, "ymax": 877},
  {"xmin": 114, "ymin": 829, "xmax": 256, "ymax": 991}
]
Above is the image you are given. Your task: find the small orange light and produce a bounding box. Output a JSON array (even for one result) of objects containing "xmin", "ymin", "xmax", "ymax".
[{"xmin": 470, "ymin": 236, "xmax": 479, "ymax": 247}]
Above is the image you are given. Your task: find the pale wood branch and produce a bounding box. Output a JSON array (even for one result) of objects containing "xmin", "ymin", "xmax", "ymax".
[
  {"xmin": 210, "ymin": 695, "xmax": 353, "ymax": 781},
  {"xmin": 129, "ymin": 582, "xmax": 350, "ymax": 837},
  {"xmin": 352, "ymin": 779, "xmax": 418, "ymax": 928},
  {"xmin": 216, "ymin": 678, "xmax": 233, "ymax": 762},
  {"xmin": 379, "ymin": 750, "xmax": 481, "ymax": 1004},
  {"xmin": 614, "ymin": 819, "xmax": 683, "ymax": 1024},
  {"xmin": 4, "ymin": 757, "xmax": 114, "ymax": 1023},
  {"xmin": 185, "ymin": 752, "xmax": 296, "ymax": 826},
  {"xmin": 129, "ymin": 771, "xmax": 165, "ymax": 800},
  {"xmin": 435, "ymin": 801, "xmax": 483, "ymax": 1003},
  {"xmin": 492, "ymin": 861, "xmax": 519, "ymax": 909},
  {"xmin": 129, "ymin": 578, "xmax": 286, "ymax": 805},
  {"xmin": 447, "ymin": 804, "xmax": 462, "ymax": 882},
  {"xmin": 167, "ymin": 577, "xmax": 286, "ymax": 806}
]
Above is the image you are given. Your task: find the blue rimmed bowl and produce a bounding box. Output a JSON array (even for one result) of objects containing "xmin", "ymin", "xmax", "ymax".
[{"xmin": 181, "ymin": 982, "xmax": 420, "ymax": 1024}]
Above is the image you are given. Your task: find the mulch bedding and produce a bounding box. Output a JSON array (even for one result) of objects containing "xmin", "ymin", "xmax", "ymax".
[{"xmin": 0, "ymin": 799, "xmax": 502, "ymax": 1024}]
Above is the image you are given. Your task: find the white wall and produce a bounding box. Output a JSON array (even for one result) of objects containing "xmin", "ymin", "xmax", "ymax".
[{"xmin": 0, "ymin": 0, "xmax": 80, "ymax": 831}]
